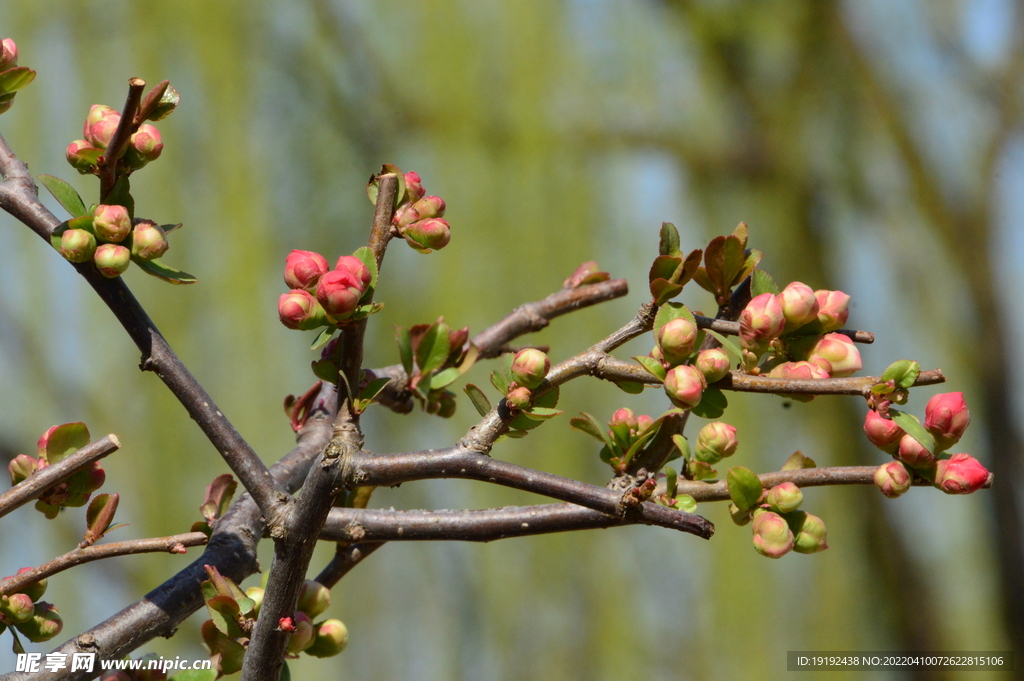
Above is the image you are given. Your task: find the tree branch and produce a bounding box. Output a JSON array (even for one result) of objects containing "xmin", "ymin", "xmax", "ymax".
[
  {"xmin": 313, "ymin": 542, "xmax": 383, "ymax": 589},
  {"xmin": 98, "ymin": 78, "xmax": 145, "ymax": 200},
  {"xmin": 0, "ymin": 436, "xmax": 120, "ymax": 520}
]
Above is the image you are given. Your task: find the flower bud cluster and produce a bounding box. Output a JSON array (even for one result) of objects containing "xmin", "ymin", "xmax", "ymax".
[
  {"xmin": 9, "ymin": 423, "xmax": 106, "ymax": 519},
  {"xmin": 279, "ymin": 250, "xmax": 371, "ymax": 329},
  {"xmin": 66, "ymin": 104, "xmax": 164, "ymax": 176},
  {"xmin": 0, "ymin": 569, "xmax": 62, "ymax": 643},
  {"xmin": 0, "ymin": 38, "xmax": 35, "ymax": 116},
  {"xmin": 504, "ymin": 348, "xmax": 551, "ymax": 410},
  {"xmin": 392, "ymin": 171, "xmax": 452, "ymax": 253},
  {"xmin": 56, "ymin": 204, "xmax": 171, "ymax": 278},
  {"xmin": 749, "ymin": 493, "xmax": 828, "ymax": 559}
]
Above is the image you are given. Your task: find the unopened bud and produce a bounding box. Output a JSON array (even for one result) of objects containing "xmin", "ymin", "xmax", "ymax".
[
  {"xmin": 411, "ymin": 195, "xmax": 445, "ymax": 220},
  {"xmin": 60, "ymin": 228, "xmax": 97, "ymax": 263},
  {"xmin": 283, "ymin": 250, "xmax": 329, "ymax": 292},
  {"xmin": 609, "ymin": 408, "xmax": 637, "ymax": 429},
  {"xmin": 657, "ymin": 318, "xmax": 698, "ymax": 366},
  {"xmin": 738, "ymin": 293, "xmax": 786, "ymax": 353},
  {"xmin": 278, "ymin": 290, "xmax": 328, "ymax": 330},
  {"xmin": 694, "ymin": 421, "xmax": 737, "ymax": 464},
  {"xmin": 9, "ymin": 454, "xmax": 39, "ymax": 485},
  {"xmin": 306, "ymin": 618, "xmax": 349, "ymax": 658},
  {"xmin": 1, "ymin": 568, "xmax": 47, "ymax": 603},
  {"xmin": 766, "ymin": 482, "xmax": 803, "ymax": 514},
  {"xmin": 65, "ymin": 139, "xmax": 101, "ymax": 174},
  {"xmin": 130, "ymin": 221, "xmax": 168, "ymax": 261},
  {"xmin": 874, "ymin": 460, "xmax": 912, "ymax": 498},
  {"xmin": 1, "ymin": 593, "xmax": 35, "ymax": 623},
  {"xmin": 934, "ymin": 453, "xmax": 989, "ymax": 495},
  {"xmin": 286, "ymin": 612, "xmax": 315, "ymax": 654},
  {"xmin": 789, "ymin": 511, "xmax": 829, "ymax": 554},
  {"xmin": 126, "ymin": 124, "xmax": 163, "ymax": 166},
  {"xmin": 814, "ymin": 290, "xmax": 850, "ymax": 332},
  {"xmin": 83, "ymin": 105, "xmax": 120, "ymax": 150},
  {"xmin": 316, "ymin": 269, "xmax": 365, "ymax": 319},
  {"xmin": 93, "ymin": 243, "xmax": 131, "ymax": 278},
  {"xmin": 505, "ymin": 386, "xmax": 532, "ymax": 410},
  {"xmin": 766, "ymin": 361, "xmax": 830, "ymax": 402},
  {"xmin": 924, "ymin": 392, "xmax": 970, "ymax": 452},
  {"xmin": 297, "ymin": 580, "xmax": 331, "ymax": 619},
  {"xmin": 0, "ymin": 38, "xmax": 18, "ymax": 71},
  {"xmin": 245, "ymin": 586, "xmax": 264, "ymax": 616},
  {"xmin": 751, "ymin": 511, "xmax": 794, "ymax": 558},
  {"xmin": 695, "ymin": 347, "xmax": 730, "ymax": 383},
  {"xmin": 404, "ymin": 171, "xmax": 425, "ymax": 202},
  {"xmin": 897, "ymin": 433, "xmax": 935, "ymax": 467},
  {"xmin": 806, "ymin": 333, "xmax": 862, "ymax": 377},
  {"xmin": 863, "ymin": 410, "xmax": 904, "ymax": 454},
  {"xmin": 663, "ymin": 364, "xmax": 705, "ymax": 409},
  {"xmin": 403, "ymin": 218, "xmax": 451, "ymax": 252},
  {"xmin": 335, "ymin": 255, "xmax": 372, "ymax": 291},
  {"xmin": 93, "ymin": 204, "xmax": 131, "ymax": 243},
  {"xmin": 16, "ymin": 601, "xmax": 62, "ymax": 642},
  {"xmin": 510, "ymin": 348, "xmax": 550, "ymax": 389},
  {"xmin": 778, "ymin": 281, "xmax": 820, "ymax": 331}
]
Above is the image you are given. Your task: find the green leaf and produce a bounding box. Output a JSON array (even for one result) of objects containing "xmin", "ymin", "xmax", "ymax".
[
  {"xmin": 732, "ymin": 249, "xmax": 763, "ymax": 287},
  {"xmin": 396, "ymin": 327, "xmax": 414, "ymax": 375},
  {"xmin": 633, "ymin": 355, "xmax": 667, "ymax": 382},
  {"xmin": 49, "ymin": 215, "xmax": 95, "ymax": 250},
  {"xmin": 146, "ymin": 84, "xmax": 180, "ymax": 121},
  {"xmin": 85, "ymin": 493, "xmax": 119, "ymax": 541},
  {"xmin": 675, "ymin": 494, "xmax": 697, "ymax": 513},
  {"xmin": 670, "ymin": 433, "xmax": 691, "ymax": 462},
  {"xmin": 358, "ymin": 377, "xmax": 393, "ymax": 402},
  {"xmin": 490, "ymin": 369, "xmax": 510, "ymax": 395},
  {"xmin": 366, "ymin": 164, "xmax": 407, "ymax": 208},
  {"xmin": 687, "ymin": 460, "xmax": 718, "ymax": 480},
  {"xmin": 416, "ymin": 320, "xmax": 451, "ymax": 375},
  {"xmin": 103, "ymin": 175, "xmax": 134, "ymax": 218},
  {"xmin": 702, "ymin": 329, "xmax": 743, "ymax": 366},
  {"xmin": 134, "ymin": 258, "xmax": 198, "ymax": 284},
  {"xmin": 217, "ymin": 636, "xmax": 247, "ymax": 676},
  {"xmin": 39, "ymin": 422, "xmax": 90, "ymax": 464},
  {"xmin": 200, "ymin": 473, "xmax": 237, "ymax": 524},
  {"xmin": 431, "ymin": 367, "xmax": 461, "ymax": 390},
  {"xmin": 781, "ymin": 451, "xmax": 817, "ymax": 470},
  {"xmin": 650, "ymin": 278, "xmax": 684, "ymax": 305},
  {"xmin": 169, "ymin": 669, "xmax": 217, "ymax": 681},
  {"xmin": 653, "ymin": 301, "xmax": 696, "ymax": 338},
  {"xmin": 501, "ymin": 430, "xmax": 529, "ymax": 440},
  {"xmin": 677, "ymin": 249, "xmax": 703, "ymax": 287},
  {"xmin": 726, "ymin": 466, "xmax": 763, "ymax": 511},
  {"xmin": 691, "ymin": 267, "xmax": 715, "ymax": 295},
  {"xmin": 690, "ymin": 386, "xmax": 728, "ymax": 419},
  {"xmin": 310, "ymin": 359, "xmax": 339, "ymax": 383},
  {"xmin": 206, "ymin": 595, "xmax": 244, "ymax": 638},
  {"xmin": 659, "ymin": 222, "xmax": 682, "ymax": 257},
  {"xmin": 613, "ymin": 380, "xmax": 644, "ymax": 394},
  {"xmin": 649, "ymin": 255, "xmax": 682, "ymax": 284},
  {"xmin": 732, "ymin": 221, "xmax": 749, "ymax": 249},
  {"xmin": 38, "ymin": 175, "xmax": 88, "ymax": 218},
  {"xmin": 890, "ymin": 409, "xmax": 935, "ymax": 454},
  {"xmin": 352, "ymin": 246, "xmax": 379, "ymax": 290},
  {"xmin": 750, "ymin": 268, "xmax": 780, "ymax": 297},
  {"xmin": 664, "ymin": 466, "xmax": 678, "ymax": 497},
  {"xmin": 280, "ymin": 661, "xmax": 292, "ymax": 681},
  {"xmin": 518, "ymin": 406, "xmax": 564, "ymax": 421},
  {"xmin": 622, "ymin": 427, "xmax": 658, "ymax": 465},
  {"xmin": 509, "ymin": 387, "xmax": 559, "ymax": 431},
  {"xmin": 880, "ymin": 360, "xmax": 921, "ymax": 390},
  {"xmin": 570, "ymin": 413, "xmax": 612, "ymax": 446},
  {"xmin": 10, "ymin": 627, "xmax": 24, "ymax": 655},
  {"xmin": 0, "ymin": 67, "xmax": 36, "ymax": 95},
  {"xmin": 464, "ymin": 384, "xmax": 492, "ymax": 416},
  {"xmin": 311, "ymin": 327, "xmax": 336, "ymax": 351}
]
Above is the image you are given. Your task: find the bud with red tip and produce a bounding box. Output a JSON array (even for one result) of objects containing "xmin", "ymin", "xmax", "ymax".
[
  {"xmin": 404, "ymin": 171, "xmax": 425, "ymax": 202},
  {"xmin": 123, "ymin": 124, "xmax": 163, "ymax": 169},
  {"xmin": 286, "ymin": 612, "xmax": 315, "ymax": 654},
  {"xmin": 130, "ymin": 221, "xmax": 168, "ymax": 260},
  {"xmin": 874, "ymin": 460, "xmax": 912, "ymax": 498},
  {"xmin": 694, "ymin": 421, "xmax": 737, "ymax": 464},
  {"xmin": 934, "ymin": 453, "xmax": 989, "ymax": 494},
  {"xmin": 83, "ymin": 105, "xmax": 120, "ymax": 149},
  {"xmin": 663, "ymin": 364, "xmax": 706, "ymax": 409},
  {"xmin": 316, "ymin": 269, "xmax": 366, "ymax": 320},
  {"xmin": 897, "ymin": 433, "xmax": 935, "ymax": 467},
  {"xmin": 60, "ymin": 228, "xmax": 97, "ymax": 263},
  {"xmin": 306, "ymin": 619, "xmax": 349, "ymax": 658},
  {"xmin": 695, "ymin": 348, "xmax": 730, "ymax": 383},
  {"xmin": 66, "ymin": 139, "xmax": 101, "ymax": 174},
  {"xmin": 0, "ymin": 38, "xmax": 17, "ymax": 71},
  {"xmin": 924, "ymin": 392, "xmax": 970, "ymax": 452},
  {"xmin": 16, "ymin": 602, "xmax": 62, "ymax": 642},
  {"xmin": 738, "ymin": 292, "xmax": 786, "ymax": 353},
  {"xmin": 511, "ymin": 348, "xmax": 550, "ymax": 390},
  {"xmin": 657, "ymin": 317, "xmax": 698, "ymax": 366},
  {"xmin": 751, "ymin": 511, "xmax": 794, "ymax": 558},
  {"xmin": 863, "ymin": 409, "xmax": 904, "ymax": 455},
  {"xmin": 778, "ymin": 281, "xmax": 819, "ymax": 331},
  {"xmin": 789, "ymin": 511, "xmax": 828, "ymax": 554},
  {"xmin": 806, "ymin": 333, "xmax": 862, "ymax": 377},
  {"xmin": 93, "ymin": 204, "xmax": 131, "ymax": 243},
  {"xmin": 814, "ymin": 290, "xmax": 850, "ymax": 332},
  {"xmin": 297, "ymin": 580, "xmax": 331, "ymax": 619},
  {"xmin": 93, "ymin": 244, "xmax": 131, "ymax": 278},
  {"xmin": 278, "ymin": 290, "xmax": 328, "ymax": 330},
  {"xmin": 767, "ymin": 482, "xmax": 803, "ymax": 514},
  {"xmin": 284, "ymin": 250, "xmax": 329, "ymax": 292},
  {"xmin": 403, "ymin": 218, "xmax": 451, "ymax": 252}
]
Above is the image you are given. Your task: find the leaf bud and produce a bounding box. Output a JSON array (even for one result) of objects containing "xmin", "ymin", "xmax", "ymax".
[
  {"xmin": 306, "ymin": 619, "xmax": 349, "ymax": 658},
  {"xmin": 874, "ymin": 460, "xmax": 912, "ymax": 498},
  {"xmin": 278, "ymin": 290, "xmax": 328, "ymax": 330},
  {"xmin": 296, "ymin": 580, "xmax": 331, "ymax": 619},
  {"xmin": 130, "ymin": 220, "xmax": 168, "ymax": 261},
  {"xmin": 403, "ymin": 218, "xmax": 451, "ymax": 253},
  {"xmin": 510, "ymin": 348, "xmax": 550, "ymax": 390},
  {"xmin": 695, "ymin": 347, "xmax": 730, "ymax": 383},
  {"xmin": 93, "ymin": 204, "xmax": 131, "ymax": 243},
  {"xmin": 863, "ymin": 409, "xmax": 904, "ymax": 455},
  {"xmin": 751, "ymin": 511, "xmax": 794, "ymax": 558},
  {"xmin": 934, "ymin": 453, "xmax": 989, "ymax": 495},
  {"xmin": 694, "ymin": 421, "xmax": 738, "ymax": 464},
  {"xmin": 766, "ymin": 482, "xmax": 803, "ymax": 514},
  {"xmin": 924, "ymin": 392, "xmax": 970, "ymax": 452},
  {"xmin": 777, "ymin": 281, "xmax": 819, "ymax": 331},
  {"xmin": 93, "ymin": 243, "xmax": 131, "ymax": 278},
  {"xmin": 663, "ymin": 364, "xmax": 705, "ymax": 409},
  {"xmin": 814, "ymin": 289, "xmax": 850, "ymax": 332},
  {"xmin": 656, "ymin": 317, "xmax": 698, "ymax": 366},
  {"xmin": 15, "ymin": 601, "xmax": 62, "ymax": 642}
]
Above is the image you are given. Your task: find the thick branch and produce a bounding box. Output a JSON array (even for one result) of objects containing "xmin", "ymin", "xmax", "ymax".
[
  {"xmin": 0, "ymin": 533, "xmax": 207, "ymax": 596},
  {"xmin": 0, "ymin": 436, "xmax": 120, "ymax": 520}
]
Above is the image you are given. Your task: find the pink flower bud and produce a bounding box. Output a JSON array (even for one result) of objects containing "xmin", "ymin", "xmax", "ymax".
[
  {"xmin": 60, "ymin": 228, "xmax": 97, "ymax": 263},
  {"xmin": 874, "ymin": 460, "xmax": 912, "ymax": 498},
  {"xmin": 934, "ymin": 453, "xmax": 989, "ymax": 494},
  {"xmin": 694, "ymin": 421, "xmax": 738, "ymax": 464},
  {"xmin": 636, "ymin": 414, "xmax": 654, "ymax": 432},
  {"xmin": 8, "ymin": 454, "xmax": 38, "ymax": 485},
  {"xmin": 278, "ymin": 290, "xmax": 328, "ymax": 330},
  {"xmin": 863, "ymin": 410, "xmax": 904, "ymax": 454},
  {"xmin": 897, "ymin": 433, "xmax": 935, "ymax": 467},
  {"xmin": 93, "ymin": 243, "xmax": 131, "ymax": 278},
  {"xmin": 751, "ymin": 511, "xmax": 794, "ymax": 558},
  {"xmin": 695, "ymin": 347, "xmax": 730, "ymax": 383},
  {"xmin": 777, "ymin": 281, "xmax": 819, "ymax": 331},
  {"xmin": 738, "ymin": 292, "xmax": 786, "ymax": 352},
  {"xmin": 814, "ymin": 290, "xmax": 850, "ymax": 332},
  {"xmin": 394, "ymin": 203, "xmax": 420, "ymax": 228},
  {"xmin": 9, "ymin": 568, "xmax": 47, "ymax": 602},
  {"xmin": 411, "ymin": 195, "xmax": 445, "ymax": 220},
  {"xmin": 130, "ymin": 124, "xmax": 162, "ymax": 162},
  {"xmin": 296, "ymin": 580, "xmax": 331, "ymax": 619},
  {"xmin": 286, "ymin": 612, "xmax": 315, "ymax": 654},
  {"xmin": 130, "ymin": 221, "xmax": 168, "ymax": 261},
  {"xmin": 306, "ymin": 618, "xmax": 349, "ymax": 658},
  {"xmin": 316, "ymin": 269, "xmax": 365, "ymax": 319},
  {"xmin": 657, "ymin": 318, "xmax": 698, "ymax": 366},
  {"xmin": 0, "ymin": 38, "xmax": 18, "ymax": 71},
  {"xmin": 17, "ymin": 601, "xmax": 62, "ymax": 642},
  {"xmin": 335, "ymin": 255, "xmax": 372, "ymax": 291},
  {"xmin": 403, "ymin": 171, "xmax": 425, "ymax": 202},
  {"xmin": 283, "ymin": 250, "xmax": 329, "ymax": 292},
  {"xmin": 505, "ymin": 386, "xmax": 532, "ymax": 410},
  {"xmin": 1, "ymin": 593, "xmax": 35, "ymax": 623},
  {"xmin": 83, "ymin": 105, "xmax": 121, "ymax": 149},
  {"xmin": 510, "ymin": 348, "xmax": 550, "ymax": 389},
  {"xmin": 609, "ymin": 408, "xmax": 637, "ymax": 429},
  {"xmin": 65, "ymin": 139, "xmax": 100, "ymax": 174},
  {"xmin": 924, "ymin": 392, "xmax": 970, "ymax": 452},
  {"xmin": 766, "ymin": 361, "xmax": 830, "ymax": 402},
  {"xmin": 807, "ymin": 333, "xmax": 862, "ymax": 377},
  {"xmin": 93, "ymin": 204, "xmax": 131, "ymax": 243},
  {"xmin": 766, "ymin": 482, "xmax": 803, "ymax": 513},
  {"xmin": 403, "ymin": 218, "xmax": 451, "ymax": 252},
  {"xmin": 663, "ymin": 364, "xmax": 706, "ymax": 409},
  {"xmin": 790, "ymin": 511, "xmax": 829, "ymax": 554}
]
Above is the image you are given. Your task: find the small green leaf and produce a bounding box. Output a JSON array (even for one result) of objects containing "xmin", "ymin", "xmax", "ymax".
[
  {"xmin": 890, "ymin": 409, "xmax": 935, "ymax": 454},
  {"xmin": 134, "ymin": 258, "xmax": 198, "ymax": 284},
  {"xmin": 490, "ymin": 369, "xmax": 510, "ymax": 395},
  {"xmin": 659, "ymin": 222, "xmax": 682, "ymax": 258},
  {"xmin": 200, "ymin": 473, "xmax": 237, "ymax": 524},
  {"xmin": 649, "ymin": 255, "xmax": 682, "ymax": 284},
  {"xmin": 881, "ymin": 360, "xmax": 921, "ymax": 390},
  {"xmin": 570, "ymin": 413, "xmax": 611, "ymax": 445},
  {"xmin": 38, "ymin": 175, "xmax": 88, "ymax": 218},
  {"xmin": 366, "ymin": 164, "xmax": 406, "ymax": 208},
  {"xmin": 678, "ymin": 249, "xmax": 703, "ymax": 287},
  {"xmin": 702, "ymin": 329, "xmax": 743, "ymax": 366},
  {"xmin": 311, "ymin": 327, "xmax": 336, "ymax": 351},
  {"xmin": 732, "ymin": 249, "xmax": 763, "ymax": 287},
  {"xmin": 10, "ymin": 627, "xmax": 25, "ymax": 655},
  {"xmin": 464, "ymin": 384, "xmax": 492, "ymax": 416},
  {"xmin": 622, "ymin": 427, "xmax": 658, "ymax": 465},
  {"xmin": 732, "ymin": 221, "xmax": 749, "ymax": 249},
  {"xmin": 664, "ymin": 466, "xmax": 678, "ymax": 497},
  {"xmin": 727, "ymin": 466, "xmax": 763, "ymax": 511},
  {"xmin": 311, "ymin": 359, "xmax": 339, "ymax": 383},
  {"xmin": 781, "ymin": 451, "xmax": 816, "ymax": 470},
  {"xmin": 690, "ymin": 386, "xmax": 728, "ymax": 419},
  {"xmin": 396, "ymin": 327, "xmax": 414, "ymax": 375},
  {"xmin": 416, "ymin": 320, "xmax": 451, "ymax": 375},
  {"xmin": 146, "ymin": 84, "xmax": 180, "ymax": 121},
  {"xmin": 509, "ymin": 387, "xmax": 560, "ymax": 431},
  {"xmin": 352, "ymin": 246, "xmax": 379, "ymax": 290},
  {"xmin": 670, "ymin": 433, "xmax": 691, "ymax": 462},
  {"xmin": 501, "ymin": 430, "xmax": 529, "ymax": 440},
  {"xmin": 614, "ymin": 380, "xmax": 645, "ymax": 394},
  {"xmin": 687, "ymin": 460, "xmax": 718, "ymax": 480},
  {"xmin": 0, "ymin": 67, "xmax": 36, "ymax": 95},
  {"xmin": 39, "ymin": 422, "xmax": 90, "ymax": 464},
  {"xmin": 518, "ymin": 406, "xmax": 563, "ymax": 421},
  {"xmin": 206, "ymin": 596, "xmax": 244, "ymax": 638},
  {"xmin": 430, "ymin": 367, "xmax": 461, "ymax": 390},
  {"xmin": 85, "ymin": 493, "xmax": 119, "ymax": 543},
  {"xmin": 653, "ymin": 301, "xmax": 696, "ymax": 338},
  {"xmin": 650, "ymin": 278, "xmax": 684, "ymax": 305},
  {"xmin": 750, "ymin": 268, "xmax": 780, "ymax": 297},
  {"xmin": 633, "ymin": 355, "xmax": 667, "ymax": 382},
  {"xmin": 675, "ymin": 494, "xmax": 697, "ymax": 513},
  {"xmin": 103, "ymin": 175, "xmax": 133, "ymax": 218},
  {"xmin": 691, "ymin": 267, "xmax": 715, "ymax": 295},
  {"xmin": 358, "ymin": 377, "xmax": 393, "ymax": 402}
]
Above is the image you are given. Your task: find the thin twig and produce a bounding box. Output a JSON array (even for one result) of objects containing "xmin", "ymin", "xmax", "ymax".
[
  {"xmin": 0, "ymin": 436, "xmax": 120, "ymax": 520},
  {"xmin": 98, "ymin": 78, "xmax": 145, "ymax": 200},
  {"xmin": 0, "ymin": 533, "xmax": 207, "ymax": 596},
  {"xmin": 694, "ymin": 314, "xmax": 874, "ymax": 344},
  {"xmin": 314, "ymin": 542, "xmax": 383, "ymax": 588}
]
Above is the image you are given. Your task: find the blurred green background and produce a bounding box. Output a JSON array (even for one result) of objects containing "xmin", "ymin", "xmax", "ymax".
[{"xmin": 1, "ymin": 1, "xmax": 1021, "ymax": 679}]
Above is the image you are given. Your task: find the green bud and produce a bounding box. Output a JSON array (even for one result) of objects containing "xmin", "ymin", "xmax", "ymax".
[
  {"xmin": 60, "ymin": 228, "xmax": 97, "ymax": 263},
  {"xmin": 15, "ymin": 601, "xmax": 63, "ymax": 642},
  {"xmin": 766, "ymin": 482, "xmax": 803, "ymax": 514},
  {"xmin": 296, "ymin": 580, "xmax": 331, "ymax": 619},
  {"xmin": 510, "ymin": 348, "xmax": 550, "ymax": 389},
  {"xmin": 305, "ymin": 619, "xmax": 349, "ymax": 658}
]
